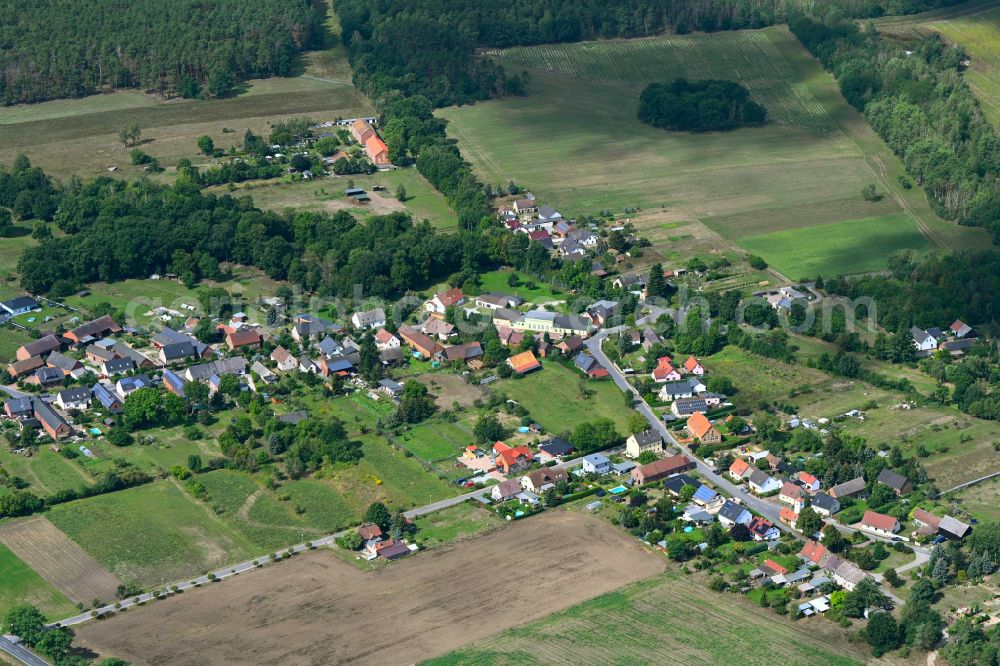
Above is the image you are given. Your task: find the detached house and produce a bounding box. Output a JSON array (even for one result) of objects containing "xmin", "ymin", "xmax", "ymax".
[
  {"xmin": 493, "ymin": 442, "xmax": 533, "ymax": 475},
  {"xmin": 55, "ymin": 387, "xmax": 91, "ymax": 411},
  {"xmin": 686, "ymin": 412, "xmax": 721, "ymax": 444},
  {"xmin": 911, "ymin": 326, "xmax": 940, "ymax": 353},
  {"xmin": 64, "ymin": 315, "xmax": 121, "ymax": 346},
  {"xmin": 521, "ymin": 467, "xmax": 568, "ymax": 494},
  {"xmin": 351, "ymin": 308, "xmax": 386, "ymax": 330},
  {"xmin": 747, "ymin": 469, "xmax": 781, "ymax": 495},
  {"xmin": 581, "ymin": 453, "xmax": 611, "ymax": 475},
  {"xmin": 271, "ymin": 346, "xmax": 298, "ymax": 372},
  {"xmin": 683, "ymin": 356, "xmax": 705, "ymax": 375},
  {"xmin": 810, "ymin": 492, "xmax": 840, "ymax": 517},
  {"xmin": 625, "ymin": 429, "xmax": 663, "ymax": 459},
  {"xmin": 4, "ymin": 397, "xmax": 33, "ymax": 420},
  {"xmin": 717, "ymin": 500, "xmax": 752, "ymax": 527},
  {"xmin": 729, "ymin": 458, "xmax": 752, "ymax": 480},
  {"xmin": 630, "ymin": 454, "xmax": 695, "ymax": 485},
  {"xmin": 828, "ymin": 477, "xmax": 867, "ymax": 500},
  {"xmin": 651, "ymin": 357, "xmax": 681, "ymax": 383},
  {"xmin": 226, "ymin": 329, "xmax": 262, "ymax": 351},
  {"xmin": 374, "ymin": 329, "xmax": 400, "ymax": 351},
  {"xmin": 425, "ymin": 288, "xmax": 465, "ymax": 315},
  {"xmin": 876, "ymin": 469, "xmax": 912, "ymax": 496},
  {"xmin": 491, "ymin": 479, "xmax": 522, "ymax": 502},
  {"xmin": 861, "ymin": 510, "xmax": 900, "ymax": 536},
  {"xmin": 748, "ymin": 516, "xmax": 780, "ymax": 541}
]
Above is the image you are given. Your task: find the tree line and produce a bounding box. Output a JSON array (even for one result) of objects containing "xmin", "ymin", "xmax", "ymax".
[
  {"xmin": 790, "ymin": 16, "xmax": 1000, "ymax": 235},
  {"xmin": 0, "ymin": 0, "xmax": 324, "ymax": 105}
]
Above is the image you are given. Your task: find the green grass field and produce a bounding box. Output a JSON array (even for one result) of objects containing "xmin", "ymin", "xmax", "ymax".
[
  {"xmin": 396, "ymin": 420, "xmax": 473, "ymax": 462},
  {"xmin": 476, "ymin": 270, "xmax": 562, "ymax": 304},
  {"xmin": 423, "ymin": 572, "xmax": 868, "ymax": 665},
  {"xmin": 214, "ymin": 167, "xmax": 459, "ymax": 231},
  {"xmin": 46, "ymin": 480, "xmax": 260, "ymax": 587},
  {"xmin": 280, "ymin": 479, "xmax": 356, "ymax": 532},
  {"xmin": 0, "ymin": 542, "xmax": 78, "ymax": 621},
  {"xmin": 412, "ymin": 501, "xmax": 502, "ymax": 549},
  {"xmin": 494, "ymin": 359, "xmax": 633, "ymax": 434},
  {"xmin": 877, "ymin": 0, "xmax": 1000, "ymax": 125},
  {"xmin": 738, "ymin": 213, "xmax": 929, "ymax": 280},
  {"xmin": 0, "ymin": 447, "xmax": 96, "ymax": 499},
  {"xmin": 440, "ymin": 25, "xmax": 982, "ymax": 278}
]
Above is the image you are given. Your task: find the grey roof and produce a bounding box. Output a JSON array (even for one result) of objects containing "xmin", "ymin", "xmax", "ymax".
[
  {"xmin": 747, "ymin": 469, "xmax": 773, "ymax": 487},
  {"xmin": 32, "ymin": 398, "xmax": 68, "ymax": 432},
  {"xmin": 279, "ymin": 410, "xmax": 309, "ymax": 425},
  {"xmin": 57, "ymin": 387, "xmax": 91, "ymax": 403},
  {"xmin": 102, "ymin": 358, "xmax": 135, "ymax": 374},
  {"xmin": 876, "ymin": 468, "xmax": 910, "ymax": 491},
  {"xmin": 317, "ymin": 336, "xmax": 342, "ymax": 356},
  {"xmin": 153, "ymin": 327, "xmax": 190, "ymax": 347},
  {"xmin": 20, "ymin": 334, "xmax": 61, "ymax": 357},
  {"xmin": 631, "ymin": 429, "xmax": 661, "ymax": 446},
  {"xmin": 5, "ymin": 396, "xmax": 32, "ymax": 414},
  {"xmin": 539, "ymin": 437, "xmax": 574, "ymax": 456},
  {"xmin": 91, "ymin": 383, "xmax": 121, "ymax": 409},
  {"xmin": 1, "ymin": 295, "xmax": 39, "ymax": 311},
  {"xmin": 161, "ymin": 341, "xmax": 195, "ymax": 361},
  {"xmin": 553, "ymin": 314, "xmax": 591, "ymax": 331},
  {"xmin": 664, "ymin": 474, "xmax": 699, "ymax": 494},
  {"xmin": 187, "ymin": 357, "xmax": 246, "ymax": 381},
  {"xmin": 86, "ymin": 344, "xmax": 116, "ymax": 362},
  {"xmin": 718, "ymin": 500, "xmax": 749, "ymax": 523},
  {"xmin": 352, "ymin": 308, "xmax": 386, "ymax": 326},
  {"xmin": 941, "ymin": 339, "xmax": 976, "ymax": 351},
  {"xmin": 46, "ymin": 351, "xmax": 79, "ymax": 372},
  {"xmin": 117, "ymin": 374, "xmax": 152, "ymax": 393},
  {"xmin": 673, "ymin": 398, "xmax": 708, "ymax": 415},
  {"xmin": 34, "ymin": 367, "xmax": 64, "ymax": 383},
  {"xmin": 162, "ymin": 370, "xmax": 186, "ymax": 397},
  {"xmin": 113, "ymin": 341, "xmax": 156, "ymax": 366},
  {"xmin": 574, "ymin": 352, "xmax": 601, "ymax": 372},
  {"xmin": 939, "ymin": 515, "xmax": 971, "ymax": 538},
  {"xmin": 612, "ymin": 460, "xmax": 637, "ymax": 473},
  {"xmin": 378, "ymin": 378, "xmax": 403, "ymax": 393},
  {"xmin": 811, "ymin": 492, "xmax": 839, "ymax": 512},
  {"xmin": 829, "ymin": 477, "xmax": 866, "ymax": 498},
  {"xmin": 582, "ymin": 453, "xmax": 610, "ymax": 466}
]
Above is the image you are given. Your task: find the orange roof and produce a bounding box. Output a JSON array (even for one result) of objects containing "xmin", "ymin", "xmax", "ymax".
[
  {"xmin": 508, "ymin": 351, "xmax": 541, "ymax": 374},
  {"xmin": 798, "ymin": 539, "xmax": 828, "ymax": 564},
  {"xmin": 862, "ymin": 510, "xmax": 899, "ymax": 532},
  {"xmin": 686, "ymin": 412, "xmax": 715, "ymax": 439},
  {"xmin": 435, "ymin": 288, "xmax": 465, "ymax": 307},
  {"xmin": 780, "ymin": 482, "xmax": 802, "ymax": 499},
  {"xmin": 798, "ymin": 472, "xmax": 818, "ymax": 485},
  {"xmin": 779, "ymin": 508, "xmax": 798, "ymax": 524},
  {"xmin": 493, "ymin": 441, "xmax": 510, "ymax": 454},
  {"xmin": 729, "ymin": 458, "xmax": 750, "ymax": 476},
  {"xmin": 374, "ymin": 328, "xmax": 396, "ymax": 343},
  {"xmin": 763, "ymin": 558, "xmax": 789, "ymax": 575},
  {"xmin": 364, "ymin": 135, "xmax": 389, "ymax": 161},
  {"xmin": 652, "ymin": 357, "xmax": 677, "ymax": 379},
  {"xmin": 497, "ymin": 445, "xmax": 532, "ymax": 467},
  {"xmin": 684, "ymin": 356, "xmax": 701, "ymax": 372}
]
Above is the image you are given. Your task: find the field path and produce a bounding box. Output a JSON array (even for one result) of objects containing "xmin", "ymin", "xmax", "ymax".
[
  {"xmin": 870, "ymin": 154, "xmax": 948, "ymax": 250},
  {"xmin": 235, "ymin": 489, "xmax": 264, "ymax": 522},
  {"xmin": 875, "ymin": 0, "xmax": 1000, "ymax": 26}
]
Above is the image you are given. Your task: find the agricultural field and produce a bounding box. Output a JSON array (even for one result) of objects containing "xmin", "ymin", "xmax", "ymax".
[
  {"xmin": 75, "ymin": 511, "xmax": 666, "ymax": 665},
  {"xmin": 424, "ymin": 571, "xmax": 868, "ymax": 666},
  {"xmin": 441, "ymin": 26, "xmax": 985, "ymax": 279},
  {"xmin": 214, "ymin": 166, "xmax": 459, "ymax": 232},
  {"xmin": 46, "ymin": 480, "xmax": 261, "ymax": 588},
  {"xmin": 877, "ymin": 0, "xmax": 1000, "ymax": 125},
  {"xmin": 0, "ymin": 517, "xmax": 121, "ymax": 610},
  {"xmin": 0, "ymin": 540, "xmax": 79, "ymax": 621},
  {"xmin": 493, "ymin": 359, "xmax": 634, "ymax": 434}
]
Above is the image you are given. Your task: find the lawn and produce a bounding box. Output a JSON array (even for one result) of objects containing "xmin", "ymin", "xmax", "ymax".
[
  {"xmin": 412, "ymin": 501, "xmax": 503, "ymax": 549},
  {"xmin": 877, "ymin": 0, "xmax": 1000, "ymax": 125},
  {"xmin": 423, "ymin": 572, "xmax": 869, "ymax": 665},
  {"xmin": 440, "ymin": 25, "xmax": 981, "ymax": 279},
  {"xmin": 0, "ymin": 447, "xmax": 96, "ymax": 499},
  {"xmin": 46, "ymin": 480, "xmax": 260, "ymax": 587},
  {"xmin": 219, "ymin": 167, "xmax": 459, "ymax": 231},
  {"xmin": 280, "ymin": 479, "xmax": 356, "ymax": 532},
  {"xmin": 494, "ymin": 359, "xmax": 633, "ymax": 434},
  {"xmin": 396, "ymin": 420, "xmax": 473, "ymax": 462},
  {"xmin": 476, "ymin": 270, "xmax": 562, "ymax": 304},
  {"xmin": 737, "ymin": 213, "xmax": 930, "ymax": 280},
  {"xmin": 703, "ymin": 345, "xmax": 829, "ymax": 407},
  {"xmin": 0, "ymin": 542, "xmax": 78, "ymax": 621}
]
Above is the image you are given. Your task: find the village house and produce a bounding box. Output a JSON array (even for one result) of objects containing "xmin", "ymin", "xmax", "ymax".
[
  {"xmin": 30, "ymin": 366, "xmax": 64, "ymax": 387},
  {"xmin": 828, "ymin": 477, "xmax": 867, "ymax": 500},
  {"xmin": 860, "ymin": 510, "xmax": 900, "ymax": 536},
  {"xmin": 658, "ymin": 378, "xmax": 706, "ymax": 402},
  {"xmin": 113, "ymin": 341, "xmax": 158, "ymax": 368},
  {"xmin": 491, "ymin": 479, "xmax": 522, "ymax": 502},
  {"xmin": 728, "ymin": 458, "xmax": 752, "ymax": 481},
  {"xmin": 779, "ymin": 482, "xmax": 806, "ymax": 512},
  {"xmin": 374, "ymin": 329, "xmax": 400, "ymax": 351},
  {"xmin": 4, "ymin": 397, "xmax": 33, "ymax": 420},
  {"xmin": 351, "ymin": 307, "xmax": 386, "ymax": 330},
  {"xmin": 15, "ymin": 334, "xmax": 61, "ymax": 361},
  {"xmin": 748, "ymin": 516, "xmax": 780, "ymax": 541},
  {"xmin": 55, "ymin": 387, "xmax": 91, "ymax": 411},
  {"xmin": 575, "ymin": 352, "xmax": 609, "ymax": 378},
  {"xmin": 664, "ymin": 474, "xmax": 699, "ymax": 497},
  {"xmin": 630, "ymin": 454, "xmax": 695, "ymax": 485},
  {"xmin": 474, "ymin": 292, "xmax": 522, "ymax": 310},
  {"xmin": 938, "ymin": 515, "xmax": 971, "ymax": 540},
  {"xmin": 425, "ymin": 288, "xmax": 465, "ymax": 315},
  {"xmin": 46, "ymin": 351, "xmax": 81, "ymax": 376},
  {"xmin": 226, "ymin": 329, "xmax": 262, "ymax": 351},
  {"xmin": 651, "ymin": 357, "xmax": 681, "ymax": 383},
  {"xmin": 493, "ymin": 442, "xmax": 533, "ymax": 475},
  {"xmin": 91, "ymin": 383, "xmax": 123, "ymax": 412},
  {"xmin": 101, "ymin": 357, "xmax": 135, "ymax": 377},
  {"xmin": 521, "ymin": 467, "xmax": 568, "ymax": 494},
  {"xmin": 64, "ymin": 315, "xmax": 121, "ymax": 346},
  {"xmin": 185, "ymin": 357, "xmax": 247, "ymax": 383},
  {"xmin": 797, "ymin": 471, "xmax": 820, "ymax": 493},
  {"xmin": 876, "ymin": 468, "xmax": 912, "ymax": 496},
  {"xmin": 625, "ymin": 429, "xmax": 663, "ymax": 459},
  {"xmin": 271, "ymin": 346, "xmax": 298, "ymax": 372},
  {"xmin": 810, "ymin": 492, "xmax": 840, "ymax": 517},
  {"xmin": 685, "ymin": 412, "xmax": 721, "ymax": 444},
  {"xmin": 717, "ymin": 500, "xmax": 752, "ymax": 527},
  {"xmin": 950, "ymin": 319, "xmax": 975, "ymax": 339},
  {"xmin": 116, "ymin": 374, "xmax": 152, "ymax": 400},
  {"xmin": 911, "ymin": 326, "xmax": 941, "ymax": 353},
  {"xmin": 421, "ymin": 317, "xmax": 455, "ymax": 341},
  {"xmin": 85, "ymin": 344, "xmax": 116, "ymax": 365},
  {"xmin": 507, "ymin": 350, "xmax": 541, "ymax": 374},
  {"xmin": 437, "ymin": 342, "xmax": 483, "ymax": 365},
  {"xmin": 683, "ymin": 356, "xmax": 705, "ymax": 375},
  {"xmin": 581, "ymin": 453, "xmax": 612, "ymax": 475},
  {"xmin": 537, "ymin": 437, "xmax": 574, "ymax": 461},
  {"xmin": 250, "ymin": 361, "xmax": 278, "ymax": 387},
  {"xmin": 7, "ymin": 356, "xmax": 44, "ymax": 379},
  {"xmin": 556, "ymin": 335, "xmax": 584, "ymax": 356},
  {"xmin": 0, "ymin": 295, "xmax": 39, "ymax": 316},
  {"xmin": 398, "ymin": 327, "xmax": 442, "ymax": 358},
  {"xmin": 585, "ymin": 300, "xmax": 618, "ymax": 327},
  {"xmin": 747, "ymin": 469, "xmax": 781, "ymax": 495},
  {"xmin": 34, "ymin": 399, "xmax": 72, "ymax": 440}
]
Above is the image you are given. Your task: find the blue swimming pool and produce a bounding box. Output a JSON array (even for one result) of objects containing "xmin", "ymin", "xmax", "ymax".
[{"xmin": 609, "ymin": 485, "xmax": 627, "ymax": 495}]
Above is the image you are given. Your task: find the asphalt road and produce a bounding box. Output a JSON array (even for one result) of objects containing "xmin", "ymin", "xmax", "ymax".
[{"xmin": 0, "ymin": 636, "xmax": 50, "ymax": 666}]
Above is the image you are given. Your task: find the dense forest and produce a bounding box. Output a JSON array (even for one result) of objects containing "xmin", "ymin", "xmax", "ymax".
[
  {"xmin": 0, "ymin": 0, "xmax": 324, "ymax": 104},
  {"xmin": 791, "ymin": 17, "xmax": 1000, "ymax": 235},
  {"xmin": 638, "ymin": 79, "xmax": 766, "ymax": 132}
]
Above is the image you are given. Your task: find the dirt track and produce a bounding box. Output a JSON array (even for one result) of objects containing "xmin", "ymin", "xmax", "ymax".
[{"xmin": 76, "ymin": 511, "xmax": 665, "ymax": 665}]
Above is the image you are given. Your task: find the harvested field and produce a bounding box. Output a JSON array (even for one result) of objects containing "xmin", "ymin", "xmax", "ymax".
[
  {"xmin": 415, "ymin": 372, "xmax": 485, "ymax": 408},
  {"xmin": 0, "ymin": 516, "xmax": 121, "ymax": 606},
  {"xmin": 76, "ymin": 511, "xmax": 665, "ymax": 665}
]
